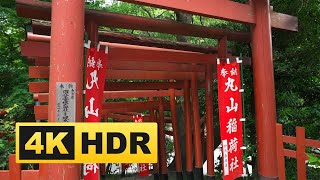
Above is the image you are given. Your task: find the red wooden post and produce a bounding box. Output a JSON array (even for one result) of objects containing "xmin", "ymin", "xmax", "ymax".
[
  {"xmin": 86, "ymin": 20, "xmax": 99, "ymax": 43},
  {"xmin": 46, "ymin": 0, "xmax": 84, "ymax": 179},
  {"xmin": 21, "ymin": 170, "xmax": 39, "ymax": 180},
  {"xmin": 276, "ymin": 124, "xmax": 286, "ymax": 180},
  {"xmin": 148, "ymin": 99, "xmax": 159, "ymax": 177},
  {"xmin": 205, "ymin": 64, "xmax": 214, "ymax": 178},
  {"xmin": 39, "ymin": 164, "xmax": 48, "ymax": 180},
  {"xmin": 0, "ymin": 170, "xmax": 9, "ymax": 179},
  {"xmin": 9, "ymin": 154, "xmax": 20, "ymax": 180},
  {"xmin": 218, "ymin": 36, "xmax": 227, "ymax": 59},
  {"xmin": 191, "ymin": 73, "xmax": 203, "ymax": 179},
  {"xmin": 158, "ymin": 97, "xmax": 168, "ymax": 179},
  {"xmin": 296, "ymin": 127, "xmax": 306, "ymax": 180},
  {"xmin": 100, "ymin": 163, "xmax": 106, "ymax": 176},
  {"xmin": 251, "ymin": 0, "xmax": 278, "ymax": 178},
  {"xmin": 183, "ymin": 80, "xmax": 193, "ymax": 177},
  {"xmin": 169, "ymin": 86, "xmax": 183, "ymax": 178},
  {"xmin": 121, "ymin": 164, "xmax": 126, "ymax": 177}
]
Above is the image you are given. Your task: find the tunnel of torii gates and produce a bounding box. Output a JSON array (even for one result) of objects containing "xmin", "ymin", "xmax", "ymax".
[{"xmin": 16, "ymin": 0, "xmax": 298, "ymax": 179}]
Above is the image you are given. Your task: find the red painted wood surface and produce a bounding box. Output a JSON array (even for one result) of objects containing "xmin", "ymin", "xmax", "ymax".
[
  {"xmin": 0, "ymin": 155, "xmax": 42, "ymax": 180},
  {"xmin": 283, "ymin": 149, "xmax": 297, "ymax": 159},
  {"xmin": 276, "ymin": 123, "xmax": 320, "ymax": 180},
  {"xmin": 102, "ymin": 101, "xmax": 160, "ymax": 111},
  {"xmin": 251, "ymin": 0, "xmax": 278, "ymax": 178},
  {"xmin": 191, "ymin": 73, "xmax": 203, "ymax": 168},
  {"xmin": 29, "ymin": 66, "xmax": 49, "ymax": 78},
  {"xmin": 34, "ymin": 101, "xmax": 172, "ymax": 120},
  {"xmin": 29, "ymin": 66, "xmax": 207, "ymax": 80},
  {"xmin": 34, "ymin": 90, "xmax": 183, "ymax": 102},
  {"xmin": 21, "ymin": 41, "xmax": 216, "ymax": 64},
  {"xmin": 306, "ymin": 139, "xmax": 320, "ymax": 148},
  {"xmin": 39, "ymin": 163, "xmax": 47, "ymax": 180},
  {"xmin": 21, "ymin": 170, "xmax": 39, "ymax": 180},
  {"xmin": 122, "ymin": 0, "xmax": 253, "ymax": 24},
  {"xmin": 29, "ymin": 81, "xmax": 206, "ymax": 93},
  {"xmin": 21, "ymin": 41, "xmax": 50, "ymax": 58},
  {"xmin": 0, "ymin": 171, "xmax": 9, "ymax": 180},
  {"xmin": 296, "ymin": 127, "xmax": 306, "ymax": 180},
  {"xmin": 28, "ymin": 60, "xmax": 206, "ymax": 73},
  {"xmin": 34, "ymin": 57, "xmax": 50, "ymax": 66},
  {"xmin": 183, "ymin": 80, "xmax": 193, "ymax": 172},
  {"xmin": 276, "ymin": 124, "xmax": 286, "ymax": 180},
  {"xmin": 158, "ymin": 97, "xmax": 168, "ymax": 175},
  {"xmin": 9, "ymin": 154, "xmax": 20, "ymax": 180},
  {"xmin": 120, "ymin": 0, "xmax": 297, "ymax": 31},
  {"xmin": 110, "ymin": 70, "xmax": 206, "ymax": 80},
  {"xmin": 86, "ymin": 20, "xmax": 99, "ymax": 43},
  {"xmin": 28, "ymin": 82, "xmax": 82, "ymax": 93},
  {"xmin": 17, "ymin": 0, "xmax": 253, "ymax": 42},
  {"xmin": 169, "ymin": 85, "xmax": 182, "ymax": 173},
  {"xmin": 30, "ymin": 26, "xmax": 222, "ymax": 53},
  {"xmin": 218, "ymin": 36, "xmax": 228, "ymax": 59},
  {"xmin": 108, "ymin": 61, "xmax": 206, "ymax": 72},
  {"xmin": 107, "ymin": 113, "xmax": 171, "ymax": 123},
  {"xmin": 149, "ymin": 97, "xmax": 159, "ymax": 175},
  {"xmin": 45, "ymin": 0, "xmax": 84, "ymax": 179},
  {"xmin": 205, "ymin": 64, "xmax": 214, "ymax": 177}
]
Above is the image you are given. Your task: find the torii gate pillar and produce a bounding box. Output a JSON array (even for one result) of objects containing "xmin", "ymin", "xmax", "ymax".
[
  {"xmin": 251, "ymin": 0, "xmax": 278, "ymax": 179},
  {"xmin": 44, "ymin": 0, "xmax": 85, "ymax": 179}
]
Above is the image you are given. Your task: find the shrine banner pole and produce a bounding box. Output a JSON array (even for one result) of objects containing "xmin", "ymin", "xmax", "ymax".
[
  {"xmin": 46, "ymin": 0, "xmax": 85, "ymax": 179},
  {"xmin": 239, "ymin": 54, "xmax": 249, "ymax": 179},
  {"xmin": 251, "ymin": 0, "xmax": 278, "ymax": 179}
]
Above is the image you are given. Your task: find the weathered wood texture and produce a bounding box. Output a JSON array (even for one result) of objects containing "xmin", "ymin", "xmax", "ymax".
[
  {"xmin": 16, "ymin": 0, "xmax": 252, "ymax": 42},
  {"xmin": 120, "ymin": 0, "xmax": 298, "ymax": 31}
]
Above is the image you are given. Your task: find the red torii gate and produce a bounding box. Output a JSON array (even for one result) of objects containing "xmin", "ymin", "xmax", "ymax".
[{"xmin": 15, "ymin": 0, "xmax": 297, "ymax": 179}]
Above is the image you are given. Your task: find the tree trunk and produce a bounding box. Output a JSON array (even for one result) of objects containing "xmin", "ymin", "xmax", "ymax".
[{"xmin": 175, "ymin": 12, "xmax": 192, "ymax": 42}]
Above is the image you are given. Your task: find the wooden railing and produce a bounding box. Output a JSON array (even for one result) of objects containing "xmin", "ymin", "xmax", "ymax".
[
  {"xmin": 276, "ymin": 123, "xmax": 320, "ymax": 180},
  {"xmin": 0, "ymin": 154, "xmax": 39, "ymax": 180}
]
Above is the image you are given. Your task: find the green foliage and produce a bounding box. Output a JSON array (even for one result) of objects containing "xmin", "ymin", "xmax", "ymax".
[
  {"xmin": 271, "ymin": 0, "xmax": 320, "ymax": 139},
  {"xmin": 0, "ymin": 1, "xmax": 33, "ymax": 169},
  {"xmin": 271, "ymin": 1, "xmax": 320, "ymax": 178},
  {"xmin": 0, "ymin": 3, "xmax": 33, "ymax": 122},
  {"xmin": 307, "ymin": 153, "xmax": 320, "ymax": 167},
  {"xmin": 0, "ymin": 118, "xmax": 15, "ymax": 170},
  {"xmin": 0, "ymin": 0, "xmax": 319, "ymax": 177}
]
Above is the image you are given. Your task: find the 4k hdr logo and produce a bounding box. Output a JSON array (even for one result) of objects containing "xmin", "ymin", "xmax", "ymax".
[{"xmin": 16, "ymin": 123, "xmax": 157, "ymax": 163}]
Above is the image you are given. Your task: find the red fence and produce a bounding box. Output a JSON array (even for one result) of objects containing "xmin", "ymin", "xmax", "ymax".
[
  {"xmin": 276, "ymin": 123, "xmax": 320, "ymax": 180},
  {"xmin": 0, "ymin": 154, "xmax": 39, "ymax": 180},
  {"xmin": 2, "ymin": 124, "xmax": 319, "ymax": 179}
]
